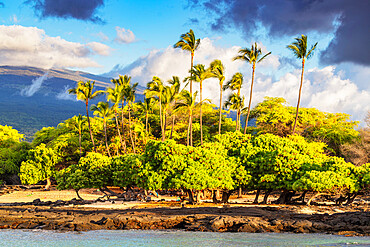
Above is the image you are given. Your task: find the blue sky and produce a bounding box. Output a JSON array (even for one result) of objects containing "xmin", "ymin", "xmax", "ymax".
[{"xmin": 0, "ymin": 0, "xmax": 369, "ymax": 124}]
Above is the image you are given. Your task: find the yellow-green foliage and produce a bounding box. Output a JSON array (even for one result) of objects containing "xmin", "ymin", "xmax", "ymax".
[
  {"xmin": 56, "ymin": 152, "xmax": 111, "ymax": 191},
  {"xmin": 0, "ymin": 125, "xmax": 24, "ymax": 143},
  {"xmin": 19, "ymin": 144, "xmax": 58, "ymax": 185}
]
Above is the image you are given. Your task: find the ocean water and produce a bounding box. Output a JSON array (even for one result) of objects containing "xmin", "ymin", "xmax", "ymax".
[{"xmin": 0, "ymin": 230, "xmax": 369, "ymax": 247}]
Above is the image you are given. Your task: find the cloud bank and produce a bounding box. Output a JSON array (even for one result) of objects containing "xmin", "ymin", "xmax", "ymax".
[
  {"xmin": 0, "ymin": 25, "xmax": 110, "ymax": 69},
  {"xmin": 189, "ymin": 0, "xmax": 370, "ymax": 66},
  {"xmin": 25, "ymin": 0, "xmax": 105, "ymax": 23}
]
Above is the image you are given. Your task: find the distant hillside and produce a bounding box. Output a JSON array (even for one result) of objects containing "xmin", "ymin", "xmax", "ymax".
[{"xmin": 0, "ymin": 66, "xmax": 145, "ymax": 140}]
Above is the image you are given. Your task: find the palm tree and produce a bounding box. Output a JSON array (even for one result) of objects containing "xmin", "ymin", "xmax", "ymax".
[
  {"xmin": 174, "ymin": 29, "xmax": 200, "ymax": 95},
  {"xmin": 137, "ymin": 97, "xmax": 156, "ymax": 139},
  {"xmin": 106, "ymin": 85, "xmax": 126, "ymax": 153},
  {"xmin": 111, "ymin": 75, "xmax": 131, "ymax": 139},
  {"xmin": 234, "ymin": 43, "xmax": 271, "ymax": 134},
  {"xmin": 224, "ymin": 93, "xmax": 245, "ymax": 131},
  {"xmin": 68, "ymin": 80, "xmax": 104, "ymax": 152},
  {"xmin": 187, "ymin": 64, "xmax": 213, "ymax": 145},
  {"xmin": 209, "ymin": 60, "xmax": 226, "ymax": 135},
  {"xmin": 175, "ymin": 90, "xmax": 209, "ymax": 146},
  {"xmin": 91, "ymin": 101, "xmax": 114, "ymax": 157},
  {"xmin": 167, "ymin": 76, "xmax": 181, "ymax": 139},
  {"xmin": 224, "ymin": 73, "xmax": 244, "ymax": 131},
  {"xmin": 145, "ymin": 76, "xmax": 165, "ymax": 141},
  {"xmin": 123, "ymin": 82, "xmax": 138, "ymax": 153},
  {"xmin": 64, "ymin": 114, "xmax": 85, "ymax": 158},
  {"xmin": 287, "ymin": 35, "xmax": 318, "ymax": 134}
]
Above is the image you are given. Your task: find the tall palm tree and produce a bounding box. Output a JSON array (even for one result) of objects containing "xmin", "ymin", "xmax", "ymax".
[
  {"xmin": 167, "ymin": 76, "xmax": 181, "ymax": 139},
  {"xmin": 224, "ymin": 93, "xmax": 245, "ymax": 131},
  {"xmin": 234, "ymin": 43, "xmax": 271, "ymax": 134},
  {"xmin": 106, "ymin": 85, "xmax": 126, "ymax": 153},
  {"xmin": 123, "ymin": 82, "xmax": 138, "ymax": 153},
  {"xmin": 137, "ymin": 97, "xmax": 156, "ymax": 138},
  {"xmin": 287, "ymin": 35, "xmax": 318, "ymax": 134},
  {"xmin": 68, "ymin": 80, "xmax": 104, "ymax": 152},
  {"xmin": 188, "ymin": 64, "xmax": 213, "ymax": 145},
  {"xmin": 209, "ymin": 60, "xmax": 226, "ymax": 135},
  {"xmin": 175, "ymin": 90, "xmax": 209, "ymax": 146},
  {"xmin": 145, "ymin": 76, "xmax": 166, "ymax": 141},
  {"xmin": 111, "ymin": 75, "xmax": 131, "ymax": 139},
  {"xmin": 174, "ymin": 29, "xmax": 200, "ymax": 95},
  {"xmin": 91, "ymin": 101, "xmax": 114, "ymax": 157},
  {"xmin": 224, "ymin": 73, "xmax": 244, "ymax": 131}
]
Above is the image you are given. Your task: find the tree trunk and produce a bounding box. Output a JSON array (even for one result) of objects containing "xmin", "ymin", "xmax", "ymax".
[
  {"xmin": 219, "ymin": 83, "xmax": 222, "ymax": 135},
  {"xmin": 104, "ymin": 121, "xmax": 111, "ymax": 157},
  {"xmin": 238, "ymin": 187, "xmax": 242, "ymax": 198},
  {"xmin": 221, "ymin": 190, "xmax": 231, "ymax": 203},
  {"xmin": 189, "ymin": 52, "xmax": 193, "ymax": 147},
  {"xmin": 212, "ymin": 190, "xmax": 219, "ymax": 203},
  {"xmin": 120, "ymin": 100, "xmax": 128, "ymax": 152},
  {"xmin": 75, "ymin": 189, "xmax": 83, "ymax": 200},
  {"xmin": 292, "ymin": 59, "xmax": 305, "ymax": 135},
  {"xmin": 186, "ymin": 189, "xmax": 195, "ymax": 204},
  {"xmin": 170, "ymin": 115, "xmax": 175, "ymax": 139},
  {"xmin": 45, "ymin": 177, "xmax": 51, "ymax": 190},
  {"xmin": 187, "ymin": 114, "xmax": 190, "ymax": 146},
  {"xmin": 190, "ymin": 111, "xmax": 193, "ymax": 146},
  {"xmin": 128, "ymin": 103, "xmax": 136, "ymax": 153},
  {"xmin": 163, "ymin": 111, "xmax": 167, "ymax": 141},
  {"xmin": 78, "ymin": 130, "xmax": 82, "ymax": 158},
  {"xmin": 86, "ymin": 102, "xmax": 96, "ymax": 152},
  {"xmin": 159, "ymin": 96, "xmax": 164, "ymax": 142},
  {"xmin": 262, "ymin": 189, "xmax": 272, "ymax": 204},
  {"xmin": 114, "ymin": 110, "xmax": 125, "ymax": 154},
  {"xmin": 307, "ymin": 192, "xmax": 328, "ymax": 206},
  {"xmin": 200, "ymin": 80, "xmax": 203, "ymax": 145},
  {"xmin": 244, "ymin": 63, "xmax": 255, "ymax": 134},
  {"xmin": 253, "ymin": 189, "xmax": 260, "ymax": 204}
]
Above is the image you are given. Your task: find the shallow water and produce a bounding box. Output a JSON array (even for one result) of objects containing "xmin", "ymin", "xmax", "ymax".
[{"xmin": 1, "ymin": 230, "xmax": 369, "ymax": 247}]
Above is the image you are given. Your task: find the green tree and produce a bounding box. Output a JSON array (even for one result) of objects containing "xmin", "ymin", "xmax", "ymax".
[
  {"xmin": 106, "ymin": 84, "xmax": 126, "ymax": 153},
  {"xmin": 224, "ymin": 93, "xmax": 245, "ymax": 131},
  {"xmin": 209, "ymin": 60, "xmax": 226, "ymax": 135},
  {"xmin": 123, "ymin": 82, "xmax": 139, "ymax": 153},
  {"xmin": 19, "ymin": 144, "xmax": 58, "ymax": 190},
  {"xmin": 224, "ymin": 73, "xmax": 244, "ymax": 131},
  {"xmin": 68, "ymin": 80, "xmax": 104, "ymax": 152},
  {"xmin": 287, "ymin": 35, "xmax": 318, "ymax": 134},
  {"xmin": 167, "ymin": 76, "xmax": 181, "ymax": 139},
  {"xmin": 91, "ymin": 102, "xmax": 114, "ymax": 157},
  {"xmin": 188, "ymin": 64, "xmax": 213, "ymax": 145},
  {"xmin": 0, "ymin": 125, "xmax": 24, "ymax": 143},
  {"xmin": 174, "ymin": 29, "xmax": 200, "ymax": 95},
  {"xmin": 65, "ymin": 114, "xmax": 86, "ymax": 158},
  {"xmin": 234, "ymin": 43, "xmax": 271, "ymax": 134},
  {"xmin": 137, "ymin": 97, "xmax": 156, "ymax": 138},
  {"xmin": 145, "ymin": 76, "xmax": 166, "ymax": 141}
]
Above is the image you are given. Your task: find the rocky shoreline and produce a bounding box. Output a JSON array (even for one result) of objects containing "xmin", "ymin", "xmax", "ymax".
[{"xmin": 0, "ymin": 200, "xmax": 369, "ymax": 236}]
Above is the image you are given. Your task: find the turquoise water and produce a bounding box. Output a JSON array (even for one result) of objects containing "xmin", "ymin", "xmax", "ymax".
[{"xmin": 0, "ymin": 230, "xmax": 369, "ymax": 247}]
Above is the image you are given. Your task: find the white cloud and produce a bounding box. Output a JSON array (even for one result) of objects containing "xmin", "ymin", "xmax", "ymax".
[
  {"xmin": 20, "ymin": 72, "xmax": 49, "ymax": 97},
  {"xmin": 114, "ymin": 27, "xmax": 136, "ymax": 44},
  {"xmin": 248, "ymin": 66, "xmax": 370, "ymax": 125},
  {"xmin": 0, "ymin": 25, "xmax": 110, "ymax": 69},
  {"xmin": 87, "ymin": 42, "xmax": 110, "ymax": 56}
]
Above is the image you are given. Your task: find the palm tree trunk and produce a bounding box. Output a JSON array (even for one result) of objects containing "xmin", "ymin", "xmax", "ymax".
[
  {"xmin": 78, "ymin": 130, "xmax": 82, "ymax": 158},
  {"xmin": 104, "ymin": 120, "xmax": 111, "ymax": 157},
  {"xmin": 190, "ymin": 110, "xmax": 193, "ymax": 146},
  {"xmin": 187, "ymin": 114, "xmax": 190, "ymax": 146},
  {"xmin": 190, "ymin": 53, "xmax": 194, "ymax": 146},
  {"xmin": 128, "ymin": 103, "xmax": 136, "ymax": 153},
  {"xmin": 145, "ymin": 112, "xmax": 148, "ymax": 134},
  {"xmin": 200, "ymin": 80, "xmax": 203, "ymax": 145},
  {"xmin": 159, "ymin": 96, "xmax": 164, "ymax": 142},
  {"xmin": 163, "ymin": 110, "xmax": 167, "ymax": 141},
  {"xmin": 218, "ymin": 83, "xmax": 222, "ymax": 135},
  {"xmin": 120, "ymin": 100, "xmax": 128, "ymax": 152},
  {"xmin": 170, "ymin": 115, "xmax": 175, "ymax": 139},
  {"xmin": 114, "ymin": 110, "xmax": 125, "ymax": 154},
  {"xmin": 292, "ymin": 59, "xmax": 305, "ymax": 135},
  {"xmin": 244, "ymin": 63, "xmax": 255, "ymax": 134},
  {"xmin": 85, "ymin": 102, "xmax": 96, "ymax": 152}
]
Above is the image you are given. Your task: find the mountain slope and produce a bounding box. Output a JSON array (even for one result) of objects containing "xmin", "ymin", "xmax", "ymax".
[{"xmin": 0, "ymin": 66, "xmax": 144, "ymax": 140}]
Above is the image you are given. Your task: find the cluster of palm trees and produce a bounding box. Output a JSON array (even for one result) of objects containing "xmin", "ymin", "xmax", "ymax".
[{"xmin": 68, "ymin": 29, "xmax": 317, "ymax": 155}]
